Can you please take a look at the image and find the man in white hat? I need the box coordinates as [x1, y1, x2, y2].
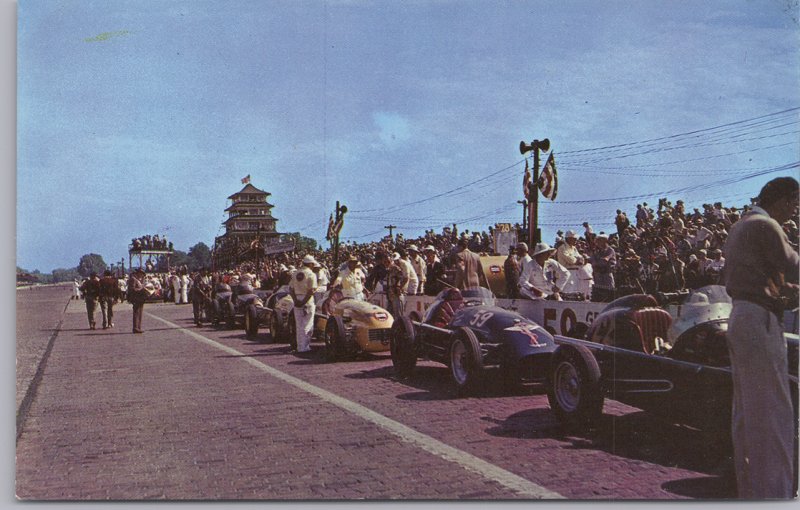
[518, 242, 569, 300]
[556, 230, 583, 269]
[333, 255, 366, 300]
[515, 242, 533, 296]
[289, 255, 318, 353]
[398, 248, 419, 296]
[407, 244, 426, 295]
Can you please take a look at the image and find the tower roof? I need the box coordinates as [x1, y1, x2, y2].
[227, 183, 270, 199]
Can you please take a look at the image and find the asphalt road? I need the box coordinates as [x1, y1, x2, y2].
[15, 285, 736, 500]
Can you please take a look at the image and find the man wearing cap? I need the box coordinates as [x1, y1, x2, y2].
[723, 176, 799, 498]
[556, 230, 583, 269]
[98, 269, 119, 329]
[311, 260, 329, 303]
[333, 255, 366, 300]
[518, 242, 569, 300]
[382, 252, 408, 318]
[407, 245, 427, 295]
[127, 268, 148, 334]
[515, 242, 533, 295]
[398, 249, 420, 296]
[423, 245, 446, 297]
[290, 255, 318, 353]
[79, 272, 101, 330]
[588, 234, 616, 302]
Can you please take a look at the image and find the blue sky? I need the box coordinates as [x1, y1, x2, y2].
[17, 0, 800, 272]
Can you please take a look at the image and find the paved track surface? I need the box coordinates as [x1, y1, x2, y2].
[16, 286, 736, 500]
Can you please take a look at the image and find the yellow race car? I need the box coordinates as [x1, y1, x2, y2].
[313, 289, 394, 361]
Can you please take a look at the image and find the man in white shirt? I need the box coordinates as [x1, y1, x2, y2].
[333, 255, 366, 300]
[407, 245, 427, 295]
[519, 242, 570, 300]
[289, 255, 318, 353]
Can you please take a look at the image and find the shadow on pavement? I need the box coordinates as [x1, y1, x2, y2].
[484, 407, 737, 499]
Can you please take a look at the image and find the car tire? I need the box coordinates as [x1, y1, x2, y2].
[390, 316, 417, 377]
[269, 312, 283, 343]
[449, 327, 483, 395]
[226, 301, 236, 329]
[212, 300, 221, 326]
[245, 304, 259, 340]
[287, 311, 297, 351]
[547, 345, 604, 428]
[325, 316, 347, 362]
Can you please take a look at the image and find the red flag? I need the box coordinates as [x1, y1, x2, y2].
[241, 174, 251, 184]
[537, 152, 558, 200]
[522, 159, 531, 200]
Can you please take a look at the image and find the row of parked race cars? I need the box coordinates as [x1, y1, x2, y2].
[192, 281, 799, 438]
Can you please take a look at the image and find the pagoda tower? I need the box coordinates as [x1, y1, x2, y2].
[213, 183, 283, 269]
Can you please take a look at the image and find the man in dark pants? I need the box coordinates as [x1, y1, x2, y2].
[127, 268, 148, 334]
[724, 176, 799, 498]
[79, 272, 101, 330]
[98, 270, 118, 329]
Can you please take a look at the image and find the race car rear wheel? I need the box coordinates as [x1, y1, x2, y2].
[390, 316, 417, 377]
[269, 312, 284, 343]
[547, 345, 603, 428]
[325, 316, 348, 362]
[226, 301, 236, 329]
[449, 327, 483, 395]
[245, 304, 259, 340]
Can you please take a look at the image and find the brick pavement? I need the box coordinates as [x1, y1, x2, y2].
[16, 284, 72, 412]
[16, 295, 737, 500]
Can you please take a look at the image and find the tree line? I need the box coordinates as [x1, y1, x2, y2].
[17, 242, 213, 284]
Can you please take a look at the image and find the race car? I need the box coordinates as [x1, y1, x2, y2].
[313, 289, 394, 361]
[547, 285, 799, 433]
[263, 286, 296, 346]
[205, 281, 270, 337]
[390, 286, 557, 394]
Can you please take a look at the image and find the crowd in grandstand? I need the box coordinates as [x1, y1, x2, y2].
[80, 196, 798, 306]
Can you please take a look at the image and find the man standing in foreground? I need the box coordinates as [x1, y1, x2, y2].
[723, 176, 799, 499]
[79, 272, 101, 330]
[98, 269, 118, 329]
[127, 268, 148, 334]
[289, 255, 318, 354]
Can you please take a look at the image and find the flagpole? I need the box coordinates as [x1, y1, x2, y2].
[520, 138, 549, 246]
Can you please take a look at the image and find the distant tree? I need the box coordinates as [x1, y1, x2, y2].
[157, 250, 190, 272]
[281, 232, 317, 253]
[51, 267, 81, 283]
[187, 242, 212, 270]
[77, 254, 107, 277]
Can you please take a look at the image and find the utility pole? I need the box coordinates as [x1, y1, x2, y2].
[384, 224, 397, 240]
[519, 138, 550, 246]
[516, 199, 527, 232]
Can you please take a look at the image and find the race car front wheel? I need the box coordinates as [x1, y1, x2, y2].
[449, 327, 483, 395]
[245, 304, 259, 340]
[325, 316, 347, 362]
[547, 345, 603, 428]
[390, 316, 417, 377]
[269, 312, 284, 343]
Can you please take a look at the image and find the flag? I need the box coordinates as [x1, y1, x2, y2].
[333, 216, 344, 237]
[522, 158, 531, 200]
[241, 174, 251, 184]
[537, 152, 558, 201]
[325, 214, 335, 241]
